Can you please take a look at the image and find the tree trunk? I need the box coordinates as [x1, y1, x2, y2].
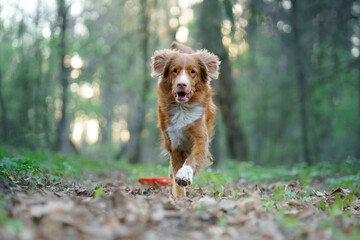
[311, 4, 326, 162]
[0, 70, 10, 142]
[33, 0, 44, 136]
[126, 0, 151, 163]
[356, 67, 360, 159]
[290, 0, 311, 164]
[246, 0, 262, 83]
[101, 83, 113, 143]
[18, 20, 31, 141]
[54, 0, 71, 152]
[198, 0, 248, 161]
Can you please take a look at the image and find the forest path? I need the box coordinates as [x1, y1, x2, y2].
[1, 174, 359, 240]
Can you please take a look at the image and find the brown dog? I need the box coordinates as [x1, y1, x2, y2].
[151, 42, 220, 198]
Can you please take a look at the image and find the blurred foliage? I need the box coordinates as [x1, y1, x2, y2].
[0, 0, 359, 165]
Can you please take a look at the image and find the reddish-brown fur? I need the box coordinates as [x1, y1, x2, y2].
[151, 42, 220, 198]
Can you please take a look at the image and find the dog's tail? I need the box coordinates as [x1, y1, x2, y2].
[171, 41, 193, 54]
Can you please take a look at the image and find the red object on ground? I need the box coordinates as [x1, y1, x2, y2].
[139, 177, 173, 186]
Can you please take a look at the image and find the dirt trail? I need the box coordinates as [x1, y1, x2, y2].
[1, 174, 359, 240]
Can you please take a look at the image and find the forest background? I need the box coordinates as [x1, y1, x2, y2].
[1, 0, 360, 166]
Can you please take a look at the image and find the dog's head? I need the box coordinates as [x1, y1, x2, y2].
[151, 43, 220, 103]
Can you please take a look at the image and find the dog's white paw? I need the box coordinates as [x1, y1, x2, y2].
[175, 165, 193, 187]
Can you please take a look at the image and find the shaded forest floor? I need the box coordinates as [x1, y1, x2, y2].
[1, 150, 360, 240]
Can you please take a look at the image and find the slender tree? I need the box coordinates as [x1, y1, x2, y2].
[17, 19, 32, 141]
[33, 0, 44, 137]
[0, 70, 9, 141]
[126, 0, 152, 163]
[357, 60, 360, 159]
[54, 0, 72, 152]
[289, 0, 311, 164]
[198, 0, 248, 161]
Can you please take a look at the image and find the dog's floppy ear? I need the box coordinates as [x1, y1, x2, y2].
[196, 50, 221, 80]
[151, 49, 174, 78]
[171, 41, 193, 54]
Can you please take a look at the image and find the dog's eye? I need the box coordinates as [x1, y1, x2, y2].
[173, 68, 177, 73]
[191, 70, 196, 74]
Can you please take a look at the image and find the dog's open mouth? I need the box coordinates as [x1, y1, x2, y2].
[175, 91, 192, 103]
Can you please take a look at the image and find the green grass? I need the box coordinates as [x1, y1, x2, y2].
[0, 148, 359, 193]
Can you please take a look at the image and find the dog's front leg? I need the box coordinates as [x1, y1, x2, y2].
[175, 127, 208, 187]
[170, 150, 187, 198]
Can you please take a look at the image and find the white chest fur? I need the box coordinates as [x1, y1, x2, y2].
[166, 103, 204, 149]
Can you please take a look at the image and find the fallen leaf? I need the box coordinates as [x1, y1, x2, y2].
[284, 208, 300, 216]
[350, 199, 360, 216]
[313, 190, 326, 197]
[298, 207, 316, 219]
[196, 196, 217, 207]
[329, 187, 352, 197]
[29, 201, 75, 218]
[219, 199, 236, 211]
[236, 192, 263, 214]
[286, 180, 301, 189]
[288, 199, 302, 207]
[255, 184, 265, 197]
